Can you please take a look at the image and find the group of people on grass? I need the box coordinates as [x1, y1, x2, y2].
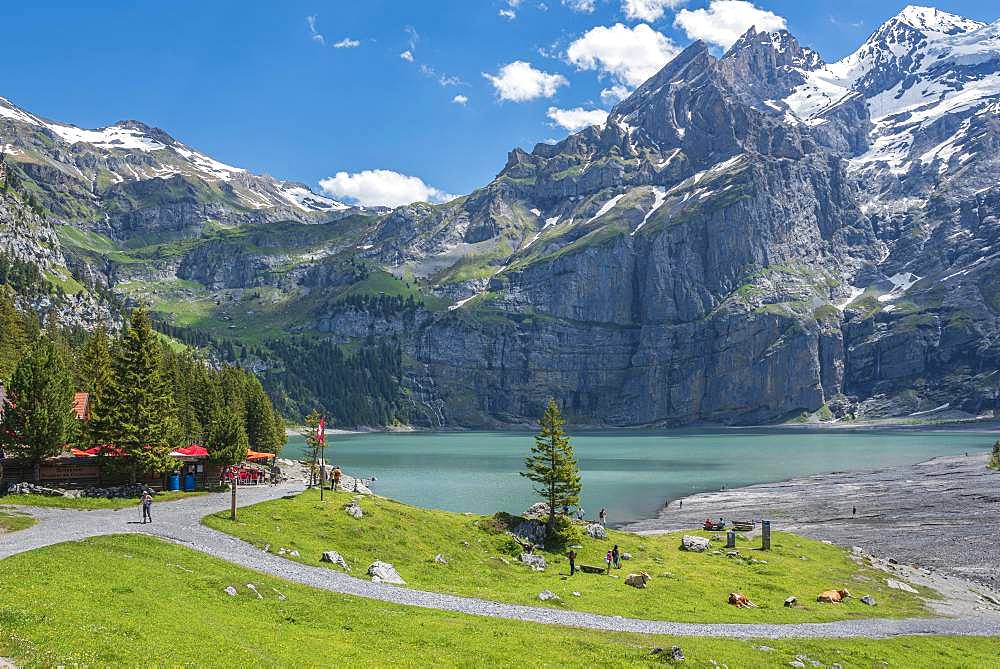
[565, 543, 622, 576]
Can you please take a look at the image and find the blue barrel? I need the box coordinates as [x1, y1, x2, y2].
[183, 473, 196, 491]
[168, 474, 181, 491]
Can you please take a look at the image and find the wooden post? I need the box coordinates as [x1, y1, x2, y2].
[726, 530, 736, 548]
[761, 520, 771, 551]
[230, 477, 237, 521]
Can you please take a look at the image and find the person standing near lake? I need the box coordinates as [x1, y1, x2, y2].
[576, 506, 585, 521]
[332, 466, 342, 491]
[605, 549, 613, 574]
[599, 507, 607, 527]
[612, 544, 620, 569]
[567, 549, 577, 576]
[141, 491, 152, 524]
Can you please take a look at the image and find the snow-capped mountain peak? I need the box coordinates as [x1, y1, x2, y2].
[891, 5, 985, 35]
[0, 95, 345, 214]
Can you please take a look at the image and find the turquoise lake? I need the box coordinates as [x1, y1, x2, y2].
[280, 428, 996, 526]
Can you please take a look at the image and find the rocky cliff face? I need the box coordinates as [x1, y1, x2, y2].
[3, 5, 999, 428]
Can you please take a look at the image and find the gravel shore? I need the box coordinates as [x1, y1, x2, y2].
[626, 453, 1000, 593]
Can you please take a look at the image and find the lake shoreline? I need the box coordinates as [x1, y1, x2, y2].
[624, 452, 1000, 591]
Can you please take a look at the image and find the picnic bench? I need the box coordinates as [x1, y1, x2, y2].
[732, 520, 755, 532]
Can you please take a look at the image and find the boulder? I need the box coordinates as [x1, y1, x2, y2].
[520, 553, 546, 571]
[368, 561, 405, 585]
[621, 552, 632, 560]
[681, 535, 710, 552]
[320, 551, 351, 571]
[434, 554, 448, 565]
[224, 586, 238, 597]
[538, 590, 560, 602]
[344, 501, 363, 519]
[524, 502, 550, 518]
[579, 564, 605, 574]
[585, 523, 607, 539]
[671, 646, 685, 662]
[510, 519, 546, 546]
[784, 596, 797, 607]
[885, 578, 918, 593]
[860, 595, 876, 606]
[625, 572, 651, 589]
[4, 481, 67, 497]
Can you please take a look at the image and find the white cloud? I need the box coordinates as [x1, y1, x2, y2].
[562, 0, 596, 12]
[318, 170, 456, 208]
[306, 15, 324, 45]
[622, 0, 686, 22]
[453, 94, 469, 105]
[400, 50, 414, 62]
[600, 84, 630, 103]
[420, 64, 463, 87]
[405, 25, 419, 51]
[332, 37, 361, 49]
[674, 0, 786, 49]
[546, 106, 609, 132]
[499, 9, 517, 19]
[483, 61, 568, 102]
[566, 23, 679, 87]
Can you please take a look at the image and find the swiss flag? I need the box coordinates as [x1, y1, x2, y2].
[317, 416, 326, 445]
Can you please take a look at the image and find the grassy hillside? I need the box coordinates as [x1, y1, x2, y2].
[0, 535, 995, 668]
[204, 489, 933, 624]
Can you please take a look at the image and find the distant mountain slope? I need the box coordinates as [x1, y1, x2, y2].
[0, 96, 348, 241]
[3, 4, 999, 428]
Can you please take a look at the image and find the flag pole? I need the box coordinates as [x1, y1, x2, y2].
[319, 416, 326, 502]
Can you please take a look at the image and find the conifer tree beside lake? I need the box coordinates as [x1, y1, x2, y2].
[102, 306, 178, 483]
[0, 336, 75, 482]
[521, 399, 581, 535]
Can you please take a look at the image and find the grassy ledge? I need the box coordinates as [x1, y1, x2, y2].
[0, 489, 206, 510]
[204, 489, 933, 624]
[0, 535, 997, 668]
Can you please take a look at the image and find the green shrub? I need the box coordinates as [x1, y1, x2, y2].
[545, 514, 583, 550]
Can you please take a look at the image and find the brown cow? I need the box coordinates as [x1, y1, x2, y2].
[817, 589, 852, 603]
[728, 592, 758, 608]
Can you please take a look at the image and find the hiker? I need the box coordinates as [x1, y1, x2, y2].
[332, 466, 342, 491]
[141, 490, 153, 524]
[568, 549, 577, 576]
[599, 507, 607, 527]
[605, 549, 613, 574]
[852, 506, 857, 516]
[577, 506, 586, 521]
[679, 499, 683, 509]
[612, 544, 621, 569]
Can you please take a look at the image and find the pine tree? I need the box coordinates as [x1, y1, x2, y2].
[78, 326, 114, 449]
[103, 307, 177, 482]
[0, 287, 27, 383]
[207, 406, 250, 467]
[521, 399, 581, 535]
[0, 336, 74, 482]
[245, 376, 283, 453]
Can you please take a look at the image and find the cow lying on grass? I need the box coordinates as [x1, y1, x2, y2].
[817, 589, 851, 603]
[728, 592, 757, 608]
[625, 572, 651, 589]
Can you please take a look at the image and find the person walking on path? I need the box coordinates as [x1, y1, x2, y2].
[599, 507, 607, 527]
[568, 549, 577, 576]
[612, 544, 621, 569]
[333, 466, 342, 491]
[141, 491, 153, 524]
[605, 549, 613, 574]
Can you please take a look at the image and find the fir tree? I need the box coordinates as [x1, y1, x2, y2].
[207, 406, 250, 466]
[0, 287, 27, 383]
[103, 307, 177, 482]
[0, 336, 74, 482]
[78, 326, 114, 449]
[521, 399, 581, 535]
[245, 377, 283, 453]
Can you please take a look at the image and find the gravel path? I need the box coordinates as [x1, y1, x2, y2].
[2, 483, 1000, 639]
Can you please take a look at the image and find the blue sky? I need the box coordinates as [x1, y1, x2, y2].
[0, 1, 996, 205]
